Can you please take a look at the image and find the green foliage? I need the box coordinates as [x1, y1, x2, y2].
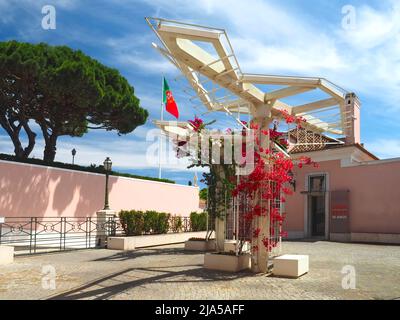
[199, 188, 208, 201]
[119, 210, 144, 236]
[143, 210, 158, 234]
[190, 211, 207, 231]
[0, 153, 175, 184]
[202, 165, 235, 220]
[170, 215, 183, 233]
[0, 41, 148, 161]
[153, 212, 171, 234]
[119, 210, 173, 236]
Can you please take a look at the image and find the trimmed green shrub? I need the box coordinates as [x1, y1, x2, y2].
[170, 215, 183, 233]
[143, 210, 158, 234]
[154, 212, 170, 234]
[119, 210, 144, 236]
[190, 211, 207, 231]
[119, 210, 172, 236]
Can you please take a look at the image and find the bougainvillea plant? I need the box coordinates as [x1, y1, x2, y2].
[174, 110, 318, 253]
[231, 116, 318, 253]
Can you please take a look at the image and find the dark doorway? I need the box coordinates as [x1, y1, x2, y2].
[310, 195, 325, 236]
[308, 175, 326, 237]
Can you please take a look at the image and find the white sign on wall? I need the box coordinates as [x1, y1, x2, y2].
[0, 217, 5, 223]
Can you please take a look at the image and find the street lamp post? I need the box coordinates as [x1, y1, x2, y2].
[71, 148, 76, 165]
[103, 157, 112, 210]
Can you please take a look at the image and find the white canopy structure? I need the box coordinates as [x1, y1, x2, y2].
[146, 17, 354, 140]
[146, 17, 359, 273]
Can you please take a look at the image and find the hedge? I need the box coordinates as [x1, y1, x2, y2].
[190, 211, 207, 231]
[0, 153, 175, 184]
[119, 210, 173, 236]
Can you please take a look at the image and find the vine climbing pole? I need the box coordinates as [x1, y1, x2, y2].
[214, 164, 226, 252]
[251, 104, 273, 273]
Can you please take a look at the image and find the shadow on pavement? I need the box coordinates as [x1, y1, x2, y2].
[48, 265, 252, 300]
[92, 246, 193, 262]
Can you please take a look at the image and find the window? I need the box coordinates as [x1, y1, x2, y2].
[309, 175, 326, 192]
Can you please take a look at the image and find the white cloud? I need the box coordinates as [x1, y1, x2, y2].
[20, 128, 192, 171]
[53, 137, 192, 170]
[365, 139, 400, 159]
[338, 3, 400, 50]
[116, 54, 176, 74]
[140, 0, 400, 110]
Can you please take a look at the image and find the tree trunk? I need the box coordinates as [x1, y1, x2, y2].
[43, 134, 58, 162]
[212, 164, 227, 252]
[11, 131, 25, 158]
[21, 121, 36, 158]
[251, 104, 272, 273]
[0, 114, 35, 159]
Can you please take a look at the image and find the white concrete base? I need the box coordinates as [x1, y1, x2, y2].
[224, 240, 251, 253]
[204, 253, 251, 272]
[0, 245, 14, 265]
[107, 231, 208, 250]
[185, 239, 216, 251]
[273, 254, 309, 278]
[96, 209, 117, 247]
[108, 237, 135, 250]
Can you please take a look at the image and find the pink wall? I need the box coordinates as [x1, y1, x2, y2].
[0, 160, 200, 218]
[284, 159, 400, 234]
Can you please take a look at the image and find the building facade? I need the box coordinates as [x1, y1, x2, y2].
[284, 94, 400, 244]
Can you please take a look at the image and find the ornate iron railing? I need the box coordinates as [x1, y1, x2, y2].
[0, 215, 207, 255]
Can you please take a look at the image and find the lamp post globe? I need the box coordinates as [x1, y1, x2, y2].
[103, 157, 112, 171]
[71, 148, 76, 165]
[103, 157, 112, 210]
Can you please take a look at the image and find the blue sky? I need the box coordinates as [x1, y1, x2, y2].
[0, 0, 399, 185]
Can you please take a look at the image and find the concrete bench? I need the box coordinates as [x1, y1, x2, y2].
[273, 254, 309, 278]
[185, 239, 216, 251]
[0, 245, 14, 265]
[204, 252, 251, 272]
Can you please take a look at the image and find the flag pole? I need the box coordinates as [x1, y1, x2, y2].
[158, 75, 164, 179]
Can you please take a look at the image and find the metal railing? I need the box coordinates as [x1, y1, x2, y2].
[0, 215, 207, 255]
[0, 217, 121, 255]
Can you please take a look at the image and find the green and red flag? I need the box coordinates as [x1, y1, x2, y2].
[162, 77, 179, 119]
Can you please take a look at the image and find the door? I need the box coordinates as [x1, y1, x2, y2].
[310, 195, 325, 236]
[308, 175, 326, 237]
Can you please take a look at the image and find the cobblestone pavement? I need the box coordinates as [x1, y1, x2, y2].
[0, 241, 399, 300]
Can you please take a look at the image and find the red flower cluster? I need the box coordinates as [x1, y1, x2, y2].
[188, 116, 204, 132]
[279, 109, 307, 128]
[178, 115, 317, 253]
[232, 117, 317, 253]
[269, 128, 283, 140]
[297, 156, 319, 168]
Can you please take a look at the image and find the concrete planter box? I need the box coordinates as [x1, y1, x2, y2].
[224, 240, 251, 253]
[0, 245, 14, 265]
[184, 239, 216, 251]
[107, 231, 208, 251]
[108, 237, 136, 251]
[204, 252, 251, 272]
[272, 254, 309, 278]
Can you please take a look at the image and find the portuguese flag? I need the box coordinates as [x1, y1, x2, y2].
[163, 77, 179, 119]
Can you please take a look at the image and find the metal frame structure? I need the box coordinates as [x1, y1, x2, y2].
[146, 17, 354, 272]
[146, 17, 351, 138]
